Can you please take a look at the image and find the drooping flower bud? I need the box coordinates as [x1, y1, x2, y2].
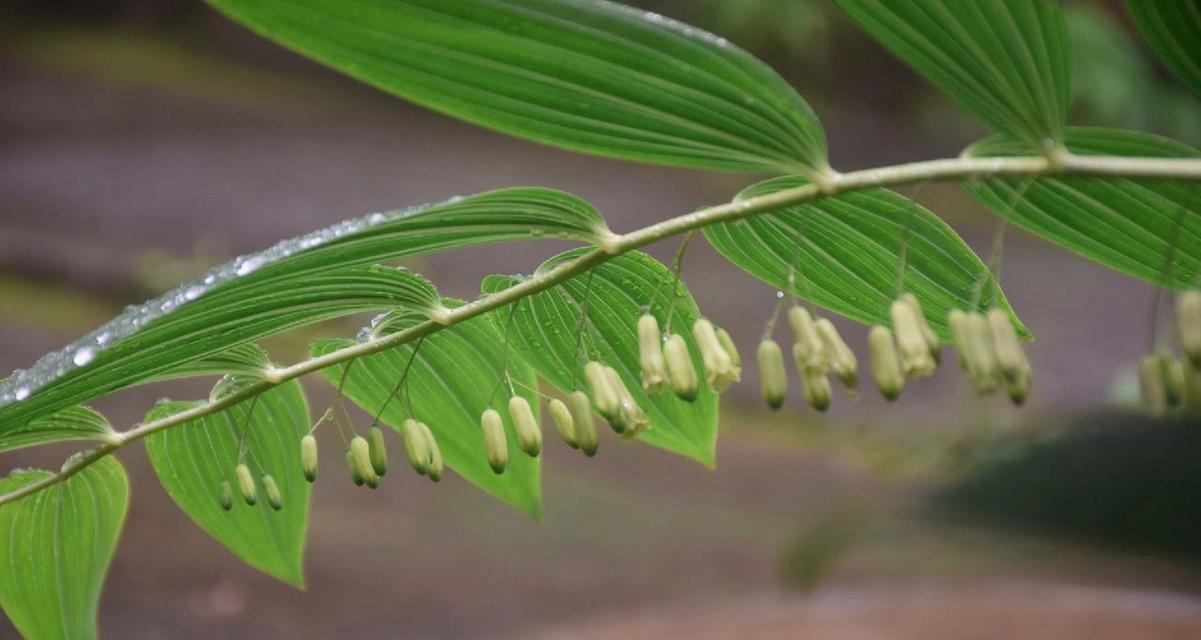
[900, 293, 941, 363]
[401, 418, 431, 475]
[509, 396, 543, 457]
[349, 435, 378, 489]
[584, 361, 621, 422]
[367, 426, 389, 477]
[868, 325, 904, 401]
[418, 422, 443, 482]
[262, 474, 283, 511]
[802, 368, 831, 412]
[948, 309, 972, 371]
[716, 327, 743, 381]
[568, 390, 599, 456]
[300, 434, 318, 483]
[1163, 356, 1185, 408]
[548, 398, 579, 449]
[815, 318, 858, 391]
[638, 314, 668, 392]
[1005, 363, 1032, 406]
[604, 366, 649, 437]
[1139, 354, 1168, 418]
[346, 448, 364, 486]
[757, 338, 788, 410]
[663, 334, 699, 401]
[235, 463, 257, 506]
[1178, 290, 1201, 367]
[963, 312, 1000, 393]
[788, 306, 827, 371]
[890, 298, 935, 378]
[219, 480, 234, 511]
[986, 308, 1029, 383]
[1184, 359, 1201, 412]
[480, 408, 508, 474]
[692, 319, 736, 391]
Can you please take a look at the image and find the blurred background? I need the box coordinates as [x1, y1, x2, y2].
[2, 0, 1201, 637]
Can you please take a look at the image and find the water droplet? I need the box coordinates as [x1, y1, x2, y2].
[72, 348, 96, 367]
[184, 286, 205, 301]
[236, 256, 266, 276]
[14, 387, 29, 401]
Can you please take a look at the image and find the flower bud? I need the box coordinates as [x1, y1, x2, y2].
[1163, 356, 1185, 408]
[663, 334, 699, 401]
[568, 390, 599, 456]
[219, 480, 234, 511]
[346, 448, 364, 486]
[788, 306, 826, 371]
[584, 361, 621, 422]
[401, 418, 431, 475]
[262, 474, 283, 511]
[638, 314, 668, 392]
[300, 434, 318, 483]
[815, 318, 858, 391]
[1184, 359, 1201, 412]
[986, 308, 1028, 383]
[1178, 290, 1201, 367]
[900, 293, 941, 363]
[548, 398, 579, 449]
[235, 463, 257, 506]
[1140, 354, 1168, 418]
[890, 298, 935, 378]
[509, 396, 542, 456]
[480, 408, 508, 474]
[757, 339, 788, 410]
[350, 435, 379, 489]
[418, 422, 443, 482]
[948, 309, 972, 371]
[963, 312, 1000, 393]
[802, 368, 831, 412]
[368, 425, 389, 477]
[605, 366, 649, 436]
[1005, 363, 1032, 406]
[716, 327, 743, 380]
[692, 319, 736, 391]
[868, 325, 904, 401]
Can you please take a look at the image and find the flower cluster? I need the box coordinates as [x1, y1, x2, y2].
[1140, 290, 1201, 417]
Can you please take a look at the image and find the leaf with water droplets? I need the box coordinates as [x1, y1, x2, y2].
[0, 188, 610, 450]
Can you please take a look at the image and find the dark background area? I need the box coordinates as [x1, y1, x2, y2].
[2, 1, 1200, 637]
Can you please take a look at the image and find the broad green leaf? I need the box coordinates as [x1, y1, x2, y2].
[311, 303, 542, 517]
[0, 187, 610, 449]
[1128, 1, 1201, 99]
[159, 343, 272, 381]
[0, 457, 129, 640]
[704, 176, 1027, 339]
[835, 0, 1072, 148]
[482, 249, 719, 466]
[0, 405, 119, 452]
[144, 379, 311, 587]
[208, 0, 828, 174]
[963, 127, 1201, 289]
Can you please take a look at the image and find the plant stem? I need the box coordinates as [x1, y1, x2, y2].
[3, 151, 1201, 507]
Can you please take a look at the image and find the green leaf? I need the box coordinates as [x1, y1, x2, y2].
[0, 405, 119, 452]
[0, 457, 129, 640]
[482, 249, 719, 466]
[310, 303, 542, 517]
[0, 187, 610, 449]
[835, 0, 1072, 148]
[1128, 1, 1201, 99]
[144, 379, 311, 587]
[963, 127, 1201, 289]
[704, 176, 1027, 339]
[207, 0, 828, 174]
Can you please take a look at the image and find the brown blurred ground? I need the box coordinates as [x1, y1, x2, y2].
[2, 4, 1201, 638]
